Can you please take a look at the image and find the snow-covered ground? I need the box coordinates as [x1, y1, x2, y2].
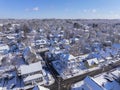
[43, 69, 55, 86]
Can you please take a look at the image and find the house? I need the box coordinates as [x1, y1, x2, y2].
[0, 44, 9, 54]
[84, 76, 103, 90]
[17, 42, 25, 52]
[35, 39, 47, 49]
[23, 47, 40, 64]
[52, 53, 87, 79]
[86, 58, 98, 68]
[17, 61, 45, 89]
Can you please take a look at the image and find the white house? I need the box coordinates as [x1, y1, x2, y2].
[86, 58, 99, 67]
[18, 61, 46, 89]
[35, 39, 47, 48]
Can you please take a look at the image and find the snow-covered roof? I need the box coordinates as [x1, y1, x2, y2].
[24, 74, 43, 82]
[35, 39, 47, 45]
[87, 58, 98, 66]
[72, 69, 120, 90]
[33, 85, 49, 90]
[85, 75, 117, 90]
[78, 54, 89, 59]
[0, 44, 9, 54]
[64, 39, 70, 44]
[98, 59, 105, 63]
[111, 68, 120, 78]
[58, 34, 64, 37]
[112, 43, 120, 49]
[6, 36, 15, 40]
[0, 87, 7, 90]
[84, 76, 103, 90]
[18, 61, 42, 75]
[23, 47, 36, 58]
[39, 29, 44, 32]
[0, 24, 3, 27]
[92, 73, 120, 90]
[0, 44, 9, 51]
[12, 24, 20, 27]
[54, 50, 63, 54]
[23, 47, 31, 55]
[60, 54, 75, 61]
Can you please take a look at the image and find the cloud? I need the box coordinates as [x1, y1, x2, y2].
[83, 9, 97, 13]
[25, 7, 40, 12]
[32, 7, 39, 11]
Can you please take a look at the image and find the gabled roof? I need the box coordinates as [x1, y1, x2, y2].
[87, 58, 98, 66]
[84, 76, 103, 90]
[18, 61, 42, 75]
[60, 54, 75, 61]
[23, 47, 31, 56]
[35, 39, 47, 45]
[111, 68, 120, 79]
[0, 44, 9, 51]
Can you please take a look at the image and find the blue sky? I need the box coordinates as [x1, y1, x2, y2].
[0, 0, 120, 19]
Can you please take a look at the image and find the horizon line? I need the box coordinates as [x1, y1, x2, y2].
[0, 18, 120, 20]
